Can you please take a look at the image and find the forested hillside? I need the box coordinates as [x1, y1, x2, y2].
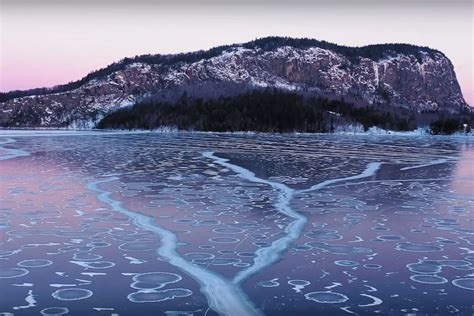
[97, 89, 420, 132]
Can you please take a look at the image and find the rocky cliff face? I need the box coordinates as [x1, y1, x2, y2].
[0, 37, 470, 127]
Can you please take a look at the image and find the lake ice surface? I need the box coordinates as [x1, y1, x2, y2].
[0, 131, 473, 315]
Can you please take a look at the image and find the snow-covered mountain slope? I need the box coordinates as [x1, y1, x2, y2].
[0, 37, 470, 127]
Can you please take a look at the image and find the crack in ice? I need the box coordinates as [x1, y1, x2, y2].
[0, 138, 30, 160]
[86, 151, 447, 315]
[87, 177, 262, 316]
[400, 158, 450, 170]
[202, 151, 381, 285]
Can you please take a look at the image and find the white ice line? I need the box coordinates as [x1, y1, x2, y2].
[400, 158, 449, 170]
[87, 177, 262, 316]
[82, 149, 450, 315]
[13, 290, 37, 310]
[202, 151, 381, 285]
[0, 138, 30, 160]
[299, 162, 382, 194]
[202, 151, 304, 284]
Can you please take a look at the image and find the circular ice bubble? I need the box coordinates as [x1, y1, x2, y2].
[460, 236, 474, 246]
[119, 241, 158, 251]
[363, 264, 382, 269]
[371, 227, 389, 231]
[57, 229, 106, 238]
[184, 252, 215, 260]
[174, 219, 196, 224]
[132, 272, 182, 290]
[198, 245, 215, 250]
[58, 245, 91, 253]
[18, 259, 53, 268]
[305, 291, 349, 304]
[250, 234, 268, 240]
[195, 220, 220, 226]
[376, 235, 404, 242]
[452, 278, 474, 290]
[407, 262, 442, 274]
[227, 221, 258, 229]
[218, 250, 236, 255]
[110, 229, 137, 236]
[253, 242, 270, 248]
[410, 274, 448, 284]
[396, 242, 442, 252]
[334, 260, 359, 267]
[436, 239, 458, 244]
[0, 250, 17, 257]
[209, 237, 240, 244]
[436, 260, 471, 268]
[70, 261, 115, 269]
[128, 288, 193, 303]
[288, 279, 311, 292]
[237, 252, 254, 258]
[112, 235, 140, 242]
[86, 242, 111, 248]
[435, 226, 456, 231]
[72, 253, 103, 261]
[40, 307, 69, 315]
[7, 228, 59, 237]
[52, 288, 93, 301]
[0, 267, 29, 278]
[293, 242, 313, 251]
[289, 280, 311, 286]
[210, 258, 241, 266]
[436, 220, 458, 226]
[308, 242, 373, 255]
[91, 235, 107, 241]
[213, 227, 245, 234]
[311, 222, 327, 229]
[257, 279, 279, 288]
[305, 229, 342, 241]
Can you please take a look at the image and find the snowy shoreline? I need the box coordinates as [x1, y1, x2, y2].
[0, 126, 472, 138]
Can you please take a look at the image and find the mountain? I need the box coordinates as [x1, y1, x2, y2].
[0, 36, 470, 128]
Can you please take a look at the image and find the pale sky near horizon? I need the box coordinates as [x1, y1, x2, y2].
[0, 0, 473, 105]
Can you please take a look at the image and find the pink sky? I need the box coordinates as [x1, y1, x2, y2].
[1, 1, 472, 106]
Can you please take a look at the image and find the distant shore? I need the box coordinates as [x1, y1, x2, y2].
[0, 127, 472, 138]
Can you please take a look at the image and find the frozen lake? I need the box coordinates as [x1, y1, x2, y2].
[0, 131, 473, 315]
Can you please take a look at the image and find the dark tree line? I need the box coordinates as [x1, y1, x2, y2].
[97, 89, 417, 132]
[429, 118, 472, 135]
